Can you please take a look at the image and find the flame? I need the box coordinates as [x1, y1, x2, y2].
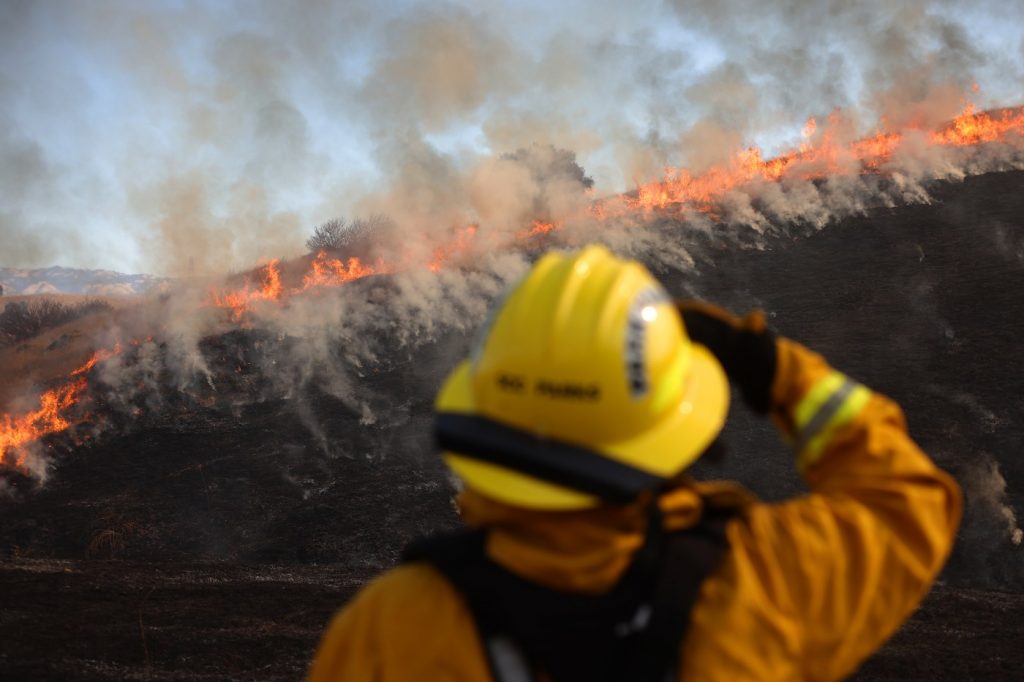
[625, 103, 1024, 214]
[930, 104, 1024, 146]
[429, 225, 479, 273]
[301, 251, 387, 290]
[1, 346, 122, 472]
[207, 101, 1024, 322]
[801, 117, 817, 138]
[7, 97, 1024, 479]
[518, 219, 560, 239]
[209, 259, 283, 322]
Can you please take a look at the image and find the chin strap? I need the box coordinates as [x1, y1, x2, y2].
[434, 413, 666, 504]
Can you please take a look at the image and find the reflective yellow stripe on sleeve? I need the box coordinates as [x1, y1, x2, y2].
[792, 370, 871, 473]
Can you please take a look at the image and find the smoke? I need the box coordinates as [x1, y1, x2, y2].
[42, 245, 530, 468]
[966, 456, 1024, 547]
[665, 0, 1008, 130]
[361, 8, 522, 133]
[950, 453, 1024, 588]
[0, 86, 90, 269]
[2, 1, 1023, 274]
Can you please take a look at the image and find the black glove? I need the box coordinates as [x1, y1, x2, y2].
[675, 300, 777, 413]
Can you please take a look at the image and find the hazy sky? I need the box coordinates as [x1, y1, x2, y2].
[1, 0, 1021, 274]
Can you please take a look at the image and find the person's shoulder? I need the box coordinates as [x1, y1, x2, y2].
[350, 562, 467, 620]
[368, 561, 460, 591]
[311, 563, 480, 679]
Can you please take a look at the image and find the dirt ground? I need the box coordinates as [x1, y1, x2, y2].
[1, 560, 1021, 681]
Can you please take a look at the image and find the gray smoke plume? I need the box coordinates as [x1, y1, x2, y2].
[2, 1, 1023, 274]
[965, 456, 1024, 547]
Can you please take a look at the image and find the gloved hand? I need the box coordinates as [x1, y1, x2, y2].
[675, 300, 777, 413]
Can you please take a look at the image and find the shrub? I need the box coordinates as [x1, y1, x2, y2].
[0, 298, 114, 345]
[305, 214, 393, 253]
[306, 218, 347, 252]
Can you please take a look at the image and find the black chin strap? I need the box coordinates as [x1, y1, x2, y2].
[434, 413, 667, 504]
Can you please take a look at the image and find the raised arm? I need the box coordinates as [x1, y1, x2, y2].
[679, 303, 962, 680]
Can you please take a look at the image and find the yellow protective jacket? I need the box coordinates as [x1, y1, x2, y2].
[309, 340, 962, 681]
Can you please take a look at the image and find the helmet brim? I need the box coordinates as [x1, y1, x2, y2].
[436, 343, 730, 510]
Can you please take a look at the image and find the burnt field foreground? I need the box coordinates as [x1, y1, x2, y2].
[3, 170, 1024, 680]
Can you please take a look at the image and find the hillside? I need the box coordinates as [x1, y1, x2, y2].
[1, 170, 1023, 679]
[0, 266, 166, 297]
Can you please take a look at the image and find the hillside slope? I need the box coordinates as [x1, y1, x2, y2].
[0, 266, 165, 296]
[2, 170, 1023, 679]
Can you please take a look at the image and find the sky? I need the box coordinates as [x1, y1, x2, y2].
[0, 0, 1022, 275]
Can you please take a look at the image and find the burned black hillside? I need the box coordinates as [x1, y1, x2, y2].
[2, 170, 1024, 680]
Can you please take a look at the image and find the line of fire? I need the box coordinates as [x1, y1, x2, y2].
[2, 101, 1023, 476]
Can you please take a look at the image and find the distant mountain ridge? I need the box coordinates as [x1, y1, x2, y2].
[0, 266, 166, 296]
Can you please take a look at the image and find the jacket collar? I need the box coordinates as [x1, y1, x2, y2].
[457, 479, 757, 593]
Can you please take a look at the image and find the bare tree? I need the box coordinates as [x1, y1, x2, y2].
[306, 214, 394, 254]
[306, 218, 347, 252]
[347, 213, 392, 242]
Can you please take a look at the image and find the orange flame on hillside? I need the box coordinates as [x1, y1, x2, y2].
[203, 102, 1024, 323]
[5, 99, 1024, 476]
[625, 103, 1024, 213]
[207, 252, 393, 321]
[518, 220, 561, 239]
[429, 225, 479, 272]
[930, 104, 1024, 146]
[1, 345, 122, 473]
[302, 251, 389, 290]
[209, 259, 283, 322]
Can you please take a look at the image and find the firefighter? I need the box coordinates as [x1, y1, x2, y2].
[309, 244, 961, 681]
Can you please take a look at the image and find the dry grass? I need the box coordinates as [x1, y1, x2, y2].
[0, 298, 114, 344]
[0, 293, 137, 307]
[0, 294, 137, 407]
[86, 529, 129, 559]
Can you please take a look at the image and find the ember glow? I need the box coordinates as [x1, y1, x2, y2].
[0, 345, 122, 473]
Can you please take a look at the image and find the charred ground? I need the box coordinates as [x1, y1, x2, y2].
[3, 171, 1024, 680]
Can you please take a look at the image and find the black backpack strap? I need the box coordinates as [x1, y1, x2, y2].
[401, 502, 736, 682]
[630, 504, 734, 681]
[402, 530, 539, 682]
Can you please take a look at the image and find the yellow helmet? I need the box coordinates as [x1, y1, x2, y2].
[434, 244, 728, 510]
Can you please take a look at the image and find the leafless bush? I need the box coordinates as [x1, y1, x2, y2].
[87, 528, 128, 559]
[306, 218, 347, 252]
[305, 214, 393, 253]
[0, 298, 114, 344]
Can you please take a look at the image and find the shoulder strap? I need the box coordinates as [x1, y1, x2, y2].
[630, 505, 734, 681]
[402, 529, 540, 681]
[402, 504, 736, 682]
